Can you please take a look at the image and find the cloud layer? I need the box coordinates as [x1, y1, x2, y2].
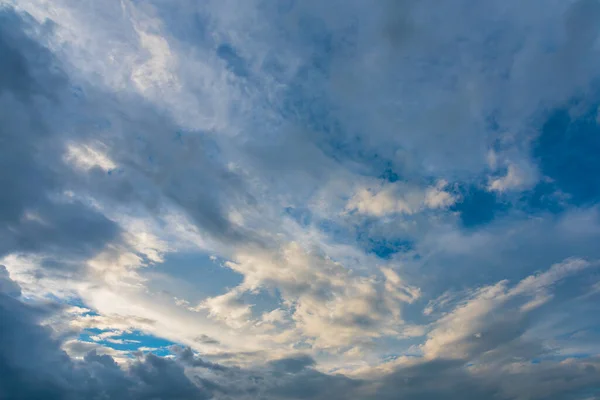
[2, 0, 600, 399]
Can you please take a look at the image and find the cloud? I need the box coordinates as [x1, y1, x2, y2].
[0, 10, 120, 264]
[195, 286, 253, 329]
[346, 180, 456, 217]
[488, 163, 537, 192]
[2, 221, 600, 399]
[422, 258, 596, 360]
[0, 265, 21, 297]
[0, 267, 213, 399]
[199, 242, 422, 349]
[2, 1, 600, 399]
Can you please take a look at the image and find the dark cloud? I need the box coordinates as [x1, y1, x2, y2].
[193, 334, 220, 345]
[0, 5, 265, 272]
[0, 265, 21, 297]
[128, 353, 210, 400]
[371, 359, 500, 400]
[268, 354, 316, 374]
[265, 368, 360, 400]
[2, 258, 600, 400]
[0, 268, 354, 400]
[172, 346, 228, 371]
[0, 9, 119, 263]
[0, 268, 210, 400]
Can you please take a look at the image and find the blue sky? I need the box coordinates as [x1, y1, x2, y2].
[2, 0, 600, 399]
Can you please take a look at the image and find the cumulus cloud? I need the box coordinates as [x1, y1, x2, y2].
[199, 242, 423, 349]
[346, 181, 456, 217]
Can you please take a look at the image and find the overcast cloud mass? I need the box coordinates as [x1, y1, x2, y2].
[2, 0, 600, 399]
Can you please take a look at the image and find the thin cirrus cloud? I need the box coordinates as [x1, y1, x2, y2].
[1, 0, 600, 399]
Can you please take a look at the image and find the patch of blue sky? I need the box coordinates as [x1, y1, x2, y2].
[534, 100, 600, 207]
[78, 328, 103, 343]
[113, 331, 175, 354]
[520, 180, 568, 215]
[80, 328, 176, 356]
[451, 183, 508, 228]
[379, 164, 401, 183]
[144, 252, 243, 302]
[361, 236, 414, 260]
[239, 288, 285, 318]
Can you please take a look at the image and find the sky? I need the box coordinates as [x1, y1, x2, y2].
[1, 0, 600, 399]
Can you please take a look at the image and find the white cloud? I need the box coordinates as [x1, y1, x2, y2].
[131, 28, 179, 93]
[195, 287, 253, 329]
[196, 242, 422, 349]
[422, 258, 596, 360]
[346, 181, 456, 217]
[488, 163, 537, 192]
[65, 142, 116, 172]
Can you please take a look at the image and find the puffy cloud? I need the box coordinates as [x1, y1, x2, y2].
[488, 162, 538, 192]
[346, 181, 456, 217]
[195, 287, 253, 329]
[199, 242, 422, 349]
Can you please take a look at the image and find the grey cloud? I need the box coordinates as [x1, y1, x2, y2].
[396, 209, 600, 307]
[193, 334, 220, 345]
[0, 265, 21, 297]
[3, 2, 271, 262]
[2, 259, 600, 400]
[368, 357, 600, 400]
[0, 269, 211, 400]
[268, 354, 316, 374]
[128, 353, 210, 400]
[0, 3, 263, 282]
[172, 346, 229, 371]
[0, 9, 119, 265]
[371, 359, 499, 400]
[265, 369, 360, 400]
[0, 268, 349, 400]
